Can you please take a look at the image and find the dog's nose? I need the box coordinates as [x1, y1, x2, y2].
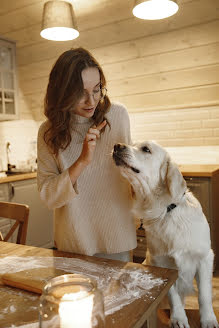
[114, 143, 127, 152]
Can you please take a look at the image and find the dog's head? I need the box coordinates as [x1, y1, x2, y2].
[113, 141, 186, 201]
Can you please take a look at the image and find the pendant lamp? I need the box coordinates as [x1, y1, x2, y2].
[133, 0, 179, 20]
[40, 1, 79, 41]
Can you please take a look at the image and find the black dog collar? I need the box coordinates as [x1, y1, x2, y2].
[167, 191, 186, 213]
[167, 203, 177, 213]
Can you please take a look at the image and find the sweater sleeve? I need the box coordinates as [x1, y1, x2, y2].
[37, 122, 78, 210]
[110, 102, 132, 145]
[122, 104, 132, 145]
[110, 103, 134, 200]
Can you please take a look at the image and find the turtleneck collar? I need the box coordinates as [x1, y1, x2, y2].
[71, 113, 94, 125]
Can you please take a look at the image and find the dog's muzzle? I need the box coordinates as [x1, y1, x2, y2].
[113, 144, 140, 173]
[113, 143, 127, 166]
[114, 143, 127, 153]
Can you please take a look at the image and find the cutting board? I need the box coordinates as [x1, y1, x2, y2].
[2, 267, 72, 294]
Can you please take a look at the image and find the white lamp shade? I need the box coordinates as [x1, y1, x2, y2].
[133, 0, 179, 20]
[40, 1, 79, 41]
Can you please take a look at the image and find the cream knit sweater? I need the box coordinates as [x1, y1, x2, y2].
[37, 102, 137, 255]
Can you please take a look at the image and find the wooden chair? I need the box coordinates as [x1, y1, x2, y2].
[0, 201, 29, 245]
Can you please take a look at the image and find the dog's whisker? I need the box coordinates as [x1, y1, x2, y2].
[105, 152, 114, 156]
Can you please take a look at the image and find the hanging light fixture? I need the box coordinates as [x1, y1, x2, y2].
[40, 0, 79, 41]
[133, 0, 179, 20]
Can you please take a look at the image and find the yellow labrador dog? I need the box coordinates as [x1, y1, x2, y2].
[113, 141, 218, 328]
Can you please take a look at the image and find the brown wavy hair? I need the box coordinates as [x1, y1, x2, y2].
[44, 47, 111, 155]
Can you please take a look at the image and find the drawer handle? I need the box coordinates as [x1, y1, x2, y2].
[9, 183, 14, 199]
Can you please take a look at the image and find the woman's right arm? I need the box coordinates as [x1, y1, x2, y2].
[37, 124, 77, 210]
[68, 120, 106, 184]
[37, 121, 106, 210]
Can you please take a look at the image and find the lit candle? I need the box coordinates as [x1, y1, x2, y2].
[59, 291, 94, 328]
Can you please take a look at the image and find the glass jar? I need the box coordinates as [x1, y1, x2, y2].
[39, 274, 105, 328]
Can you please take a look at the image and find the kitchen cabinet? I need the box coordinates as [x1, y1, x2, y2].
[0, 182, 9, 201]
[0, 176, 54, 248]
[0, 182, 13, 242]
[0, 38, 18, 120]
[133, 221, 147, 263]
[184, 174, 219, 270]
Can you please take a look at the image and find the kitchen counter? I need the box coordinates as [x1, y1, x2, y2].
[1, 164, 218, 184]
[179, 164, 219, 177]
[0, 172, 37, 184]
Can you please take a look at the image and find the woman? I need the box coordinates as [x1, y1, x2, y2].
[37, 47, 137, 262]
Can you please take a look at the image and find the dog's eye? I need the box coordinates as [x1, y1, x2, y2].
[141, 146, 151, 153]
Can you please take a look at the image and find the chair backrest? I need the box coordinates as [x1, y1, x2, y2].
[0, 201, 29, 245]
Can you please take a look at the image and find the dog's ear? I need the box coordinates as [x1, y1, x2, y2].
[160, 157, 168, 182]
[166, 160, 186, 199]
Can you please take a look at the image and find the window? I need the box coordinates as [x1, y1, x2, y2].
[0, 38, 18, 120]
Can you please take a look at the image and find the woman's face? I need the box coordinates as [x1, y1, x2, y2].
[74, 67, 101, 118]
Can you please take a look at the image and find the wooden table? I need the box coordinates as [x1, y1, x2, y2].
[0, 242, 177, 328]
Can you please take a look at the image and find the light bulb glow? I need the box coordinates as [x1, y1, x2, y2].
[133, 0, 178, 20]
[40, 27, 79, 41]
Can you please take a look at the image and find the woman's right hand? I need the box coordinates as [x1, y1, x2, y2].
[79, 120, 107, 165]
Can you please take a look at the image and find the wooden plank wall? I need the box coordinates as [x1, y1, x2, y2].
[0, 0, 218, 146]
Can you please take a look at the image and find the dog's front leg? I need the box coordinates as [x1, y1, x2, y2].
[196, 250, 218, 328]
[168, 284, 190, 328]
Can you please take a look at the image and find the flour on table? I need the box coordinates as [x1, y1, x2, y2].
[0, 255, 166, 327]
[6, 323, 38, 328]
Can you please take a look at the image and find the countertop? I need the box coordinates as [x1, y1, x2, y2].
[178, 164, 219, 177]
[0, 164, 218, 184]
[0, 172, 37, 184]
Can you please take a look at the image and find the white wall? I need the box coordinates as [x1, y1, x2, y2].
[0, 120, 40, 171]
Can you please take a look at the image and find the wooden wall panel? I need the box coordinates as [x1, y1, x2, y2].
[104, 43, 219, 81]
[18, 20, 219, 81]
[20, 61, 219, 97]
[113, 84, 219, 112]
[19, 43, 219, 97]
[24, 84, 219, 119]
[108, 65, 219, 97]
[1, 0, 218, 146]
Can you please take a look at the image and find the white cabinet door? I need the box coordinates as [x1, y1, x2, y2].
[10, 179, 54, 248]
[0, 183, 9, 201]
[184, 177, 211, 220]
[0, 183, 13, 242]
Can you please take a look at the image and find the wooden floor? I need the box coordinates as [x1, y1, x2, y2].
[157, 270, 219, 327]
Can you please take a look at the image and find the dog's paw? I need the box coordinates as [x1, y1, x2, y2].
[201, 316, 219, 328]
[170, 316, 190, 328]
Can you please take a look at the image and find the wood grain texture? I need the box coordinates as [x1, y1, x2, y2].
[1, 0, 219, 146]
[0, 172, 36, 184]
[0, 241, 178, 328]
[18, 20, 219, 80]
[2, 267, 72, 294]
